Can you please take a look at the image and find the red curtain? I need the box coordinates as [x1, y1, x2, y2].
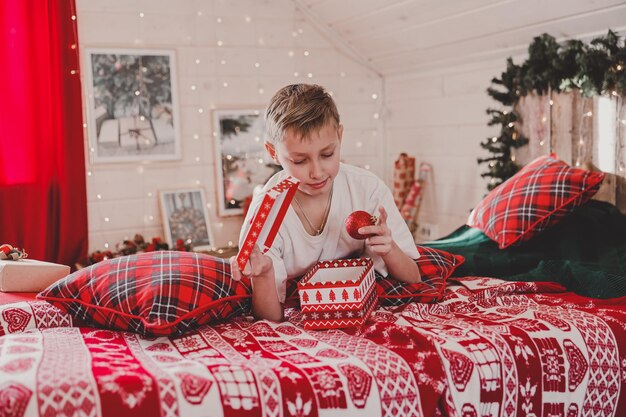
[0, 0, 88, 266]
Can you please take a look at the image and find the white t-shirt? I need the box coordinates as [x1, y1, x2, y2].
[239, 163, 419, 302]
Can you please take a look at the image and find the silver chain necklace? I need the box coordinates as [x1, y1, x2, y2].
[293, 184, 334, 235]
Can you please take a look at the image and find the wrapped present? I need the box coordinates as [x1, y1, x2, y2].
[0, 259, 70, 292]
[400, 180, 422, 222]
[392, 153, 416, 209]
[297, 258, 377, 330]
[236, 176, 300, 270]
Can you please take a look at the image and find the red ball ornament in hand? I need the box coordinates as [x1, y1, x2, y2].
[345, 210, 378, 240]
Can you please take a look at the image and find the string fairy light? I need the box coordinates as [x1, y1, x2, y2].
[576, 103, 594, 167]
[80, 2, 385, 254]
[615, 95, 625, 173]
[536, 92, 551, 149]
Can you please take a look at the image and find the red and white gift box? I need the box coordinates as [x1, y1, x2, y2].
[297, 258, 378, 330]
[0, 259, 70, 292]
[237, 176, 300, 270]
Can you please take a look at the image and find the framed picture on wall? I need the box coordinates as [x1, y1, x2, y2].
[212, 109, 281, 216]
[159, 188, 214, 251]
[84, 48, 181, 163]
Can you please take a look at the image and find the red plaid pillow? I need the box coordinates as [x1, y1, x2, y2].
[38, 251, 251, 336]
[284, 247, 463, 308]
[467, 155, 605, 249]
[376, 246, 464, 306]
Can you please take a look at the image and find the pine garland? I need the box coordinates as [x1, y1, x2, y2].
[480, 30, 626, 190]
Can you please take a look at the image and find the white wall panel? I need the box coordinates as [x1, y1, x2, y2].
[77, 0, 382, 252]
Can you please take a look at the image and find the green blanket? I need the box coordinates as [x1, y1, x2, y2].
[423, 200, 626, 299]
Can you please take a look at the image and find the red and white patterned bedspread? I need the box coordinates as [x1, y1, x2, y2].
[0, 277, 624, 417]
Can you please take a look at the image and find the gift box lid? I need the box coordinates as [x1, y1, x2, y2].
[236, 176, 300, 270]
[297, 258, 375, 306]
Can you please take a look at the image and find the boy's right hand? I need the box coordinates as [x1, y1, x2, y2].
[229, 246, 273, 281]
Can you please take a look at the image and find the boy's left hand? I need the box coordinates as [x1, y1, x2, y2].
[360, 206, 394, 256]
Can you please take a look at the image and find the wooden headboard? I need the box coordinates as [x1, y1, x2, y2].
[514, 91, 626, 214]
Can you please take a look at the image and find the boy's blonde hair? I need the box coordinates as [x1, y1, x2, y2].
[265, 84, 340, 143]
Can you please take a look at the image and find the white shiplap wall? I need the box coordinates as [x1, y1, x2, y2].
[296, 0, 626, 240]
[77, 0, 383, 252]
[384, 61, 504, 239]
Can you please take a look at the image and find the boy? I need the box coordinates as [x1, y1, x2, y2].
[230, 84, 421, 321]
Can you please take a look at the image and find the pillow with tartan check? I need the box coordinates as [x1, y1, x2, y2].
[376, 246, 464, 306]
[467, 155, 605, 249]
[283, 246, 464, 307]
[38, 251, 251, 337]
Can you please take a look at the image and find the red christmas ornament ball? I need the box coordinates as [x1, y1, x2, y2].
[345, 210, 377, 240]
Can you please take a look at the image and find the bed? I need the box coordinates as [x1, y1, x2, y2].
[1, 156, 625, 417]
[1, 275, 624, 417]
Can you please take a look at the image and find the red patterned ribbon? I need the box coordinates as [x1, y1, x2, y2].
[0, 244, 28, 261]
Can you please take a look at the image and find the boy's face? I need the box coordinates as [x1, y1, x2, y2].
[265, 123, 342, 196]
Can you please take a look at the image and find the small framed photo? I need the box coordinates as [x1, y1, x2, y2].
[85, 48, 181, 163]
[159, 188, 214, 251]
[213, 109, 281, 216]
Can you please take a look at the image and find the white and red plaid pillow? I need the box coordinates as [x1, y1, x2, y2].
[38, 251, 251, 336]
[467, 155, 605, 249]
[376, 246, 464, 306]
[283, 246, 464, 308]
